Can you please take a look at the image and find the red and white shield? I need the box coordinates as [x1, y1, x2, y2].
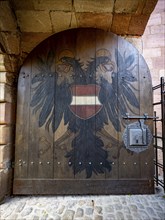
[69, 84, 103, 120]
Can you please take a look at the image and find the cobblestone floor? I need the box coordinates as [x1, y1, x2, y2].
[0, 188, 165, 220]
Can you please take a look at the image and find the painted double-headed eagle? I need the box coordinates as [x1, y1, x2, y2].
[31, 48, 139, 178]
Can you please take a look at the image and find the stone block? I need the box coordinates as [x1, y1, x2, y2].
[33, 0, 72, 11]
[74, 0, 114, 13]
[2, 54, 19, 73]
[16, 10, 52, 32]
[128, 15, 149, 36]
[159, 69, 165, 78]
[111, 14, 131, 35]
[0, 54, 6, 72]
[0, 125, 13, 145]
[0, 54, 5, 65]
[144, 33, 165, 48]
[0, 83, 14, 103]
[21, 32, 51, 54]
[152, 56, 165, 70]
[142, 0, 159, 15]
[0, 1, 17, 31]
[0, 103, 15, 124]
[51, 11, 77, 33]
[12, 0, 34, 10]
[0, 169, 12, 201]
[153, 0, 165, 13]
[1, 32, 20, 55]
[161, 12, 165, 25]
[114, 0, 139, 13]
[151, 24, 165, 34]
[0, 144, 12, 168]
[143, 48, 161, 58]
[76, 12, 113, 31]
[0, 72, 16, 86]
[147, 13, 162, 26]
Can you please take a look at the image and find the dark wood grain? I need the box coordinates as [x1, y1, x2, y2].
[14, 28, 154, 195]
[138, 55, 154, 179]
[14, 60, 31, 178]
[13, 179, 154, 195]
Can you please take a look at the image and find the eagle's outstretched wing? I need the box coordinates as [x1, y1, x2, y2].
[30, 50, 71, 133]
[93, 49, 140, 132]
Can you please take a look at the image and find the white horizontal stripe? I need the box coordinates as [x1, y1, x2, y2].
[71, 96, 101, 105]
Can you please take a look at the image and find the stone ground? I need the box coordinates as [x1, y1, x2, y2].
[0, 187, 165, 220]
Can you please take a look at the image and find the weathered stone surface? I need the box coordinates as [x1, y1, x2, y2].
[128, 15, 149, 36]
[75, 208, 84, 217]
[114, 0, 139, 13]
[0, 169, 12, 201]
[142, 0, 159, 14]
[16, 10, 52, 32]
[0, 83, 14, 103]
[50, 11, 77, 33]
[21, 207, 33, 217]
[0, 54, 6, 72]
[76, 12, 112, 31]
[62, 210, 75, 220]
[12, 0, 34, 10]
[143, 48, 161, 58]
[151, 24, 165, 34]
[15, 202, 26, 213]
[85, 207, 94, 215]
[21, 32, 52, 54]
[143, 33, 165, 48]
[0, 32, 20, 55]
[34, 0, 72, 11]
[0, 144, 12, 168]
[111, 14, 131, 35]
[0, 125, 13, 145]
[3, 54, 19, 73]
[0, 103, 15, 124]
[0, 54, 5, 65]
[0, 1, 17, 31]
[74, 0, 114, 13]
[0, 72, 16, 86]
[57, 205, 65, 214]
[147, 13, 162, 26]
[95, 206, 102, 214]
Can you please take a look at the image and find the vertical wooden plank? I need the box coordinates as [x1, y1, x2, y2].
[28, 46, 54, 179]
[14, 60, 31, 179]
[36, 43, 54, 179]
[73, 29, 106, 180]
[138, 55, 154, 179]
[28, 51, 39, 178]
[117, 38, 141, 179]
[53, 30, 76, 179]
[95, 30, 120, 180]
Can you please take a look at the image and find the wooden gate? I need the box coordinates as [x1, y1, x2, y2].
[13, 28, 154, 195]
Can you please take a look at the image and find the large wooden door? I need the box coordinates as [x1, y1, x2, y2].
[13, 28, 154, 194]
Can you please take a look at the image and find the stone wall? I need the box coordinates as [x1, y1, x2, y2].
[0, 55, 17, 201]
[0, 0, 164, 201]
[142, 0, 165, 86]
[142, 0, 164, 137]
[142, 0, 164, 176]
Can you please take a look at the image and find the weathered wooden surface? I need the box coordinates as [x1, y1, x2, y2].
[13, 179, 154, 195]
[14, 28, 154, 195]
